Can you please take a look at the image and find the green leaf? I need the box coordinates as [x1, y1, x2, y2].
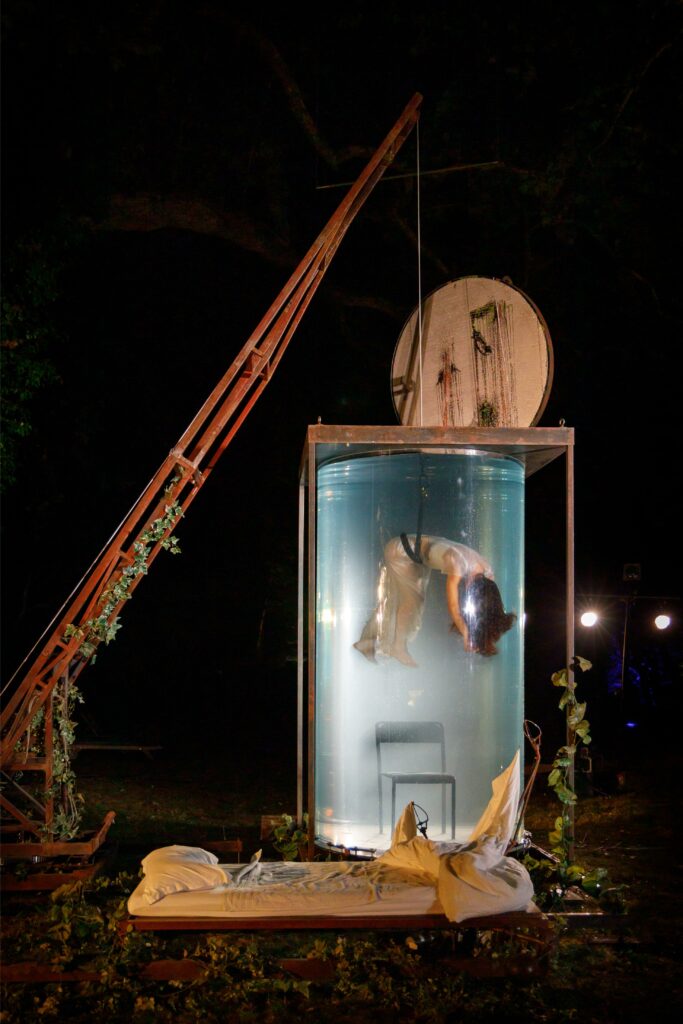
[568, 702, 586, 727]
[554, 782, 577, 805]
[581, 867, 609, 895]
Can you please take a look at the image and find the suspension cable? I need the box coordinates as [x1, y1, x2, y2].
[416, 119, 424, 426]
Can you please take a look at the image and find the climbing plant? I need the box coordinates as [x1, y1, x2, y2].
[523, 656, 623, 909]
[63, 481, 183, 664]
[13, 480, 185, 841]
[546, 654, 592, 869]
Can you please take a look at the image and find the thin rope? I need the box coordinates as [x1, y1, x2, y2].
[416, 119, 424, 427]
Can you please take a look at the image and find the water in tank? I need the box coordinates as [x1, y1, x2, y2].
[315, 449, 524, 850]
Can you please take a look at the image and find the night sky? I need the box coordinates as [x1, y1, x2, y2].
[2, 3, 682, 755]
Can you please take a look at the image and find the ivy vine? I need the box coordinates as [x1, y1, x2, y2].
[13, 681, 85, 840]
[18, 477, 186, 841]
[49, 679, 86, 839]
[63, 478, 184, 664]
[523, 656, 623, 910]
[546, 654, 592, 868]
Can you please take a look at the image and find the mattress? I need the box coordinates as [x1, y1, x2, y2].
[127, 753, 537, 924]
[128, 860, 442, 918]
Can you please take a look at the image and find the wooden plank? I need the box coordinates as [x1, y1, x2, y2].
[1, 853, 110, 891]
[140, 958, 206, 981]
[0, 811, 115, 859]
[120, 909, 554, 937]
[1, 963, 101, 983]
[1, 950, 547, 984]
[279, 957, 336, 981]
[202, 839, 243, 862]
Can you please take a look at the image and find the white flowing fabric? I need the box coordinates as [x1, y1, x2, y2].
[376, 751, 535, 922]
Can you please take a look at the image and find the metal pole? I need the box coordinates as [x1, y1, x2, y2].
[296, 474, 305, 825]
[306, 438, 317, 861]
[619, 596, 631, 721]
[566, 440, 576, 861]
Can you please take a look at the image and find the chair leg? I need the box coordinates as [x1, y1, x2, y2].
[391, 781, 397, 837]
[441, 784, 446, 835]
[450, 782, 456, 840]
[378, 776, 384, 834]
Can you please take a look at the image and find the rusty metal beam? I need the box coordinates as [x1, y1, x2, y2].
[0, 95, 423, 840]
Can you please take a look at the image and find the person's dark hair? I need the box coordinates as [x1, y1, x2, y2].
[457, 575, 517, 656]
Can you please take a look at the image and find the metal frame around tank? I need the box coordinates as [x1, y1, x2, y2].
[297, 424, 574, 854]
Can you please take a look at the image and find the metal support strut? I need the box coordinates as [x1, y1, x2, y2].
[0, 94, 422, 847]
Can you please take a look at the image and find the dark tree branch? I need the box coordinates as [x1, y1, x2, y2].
[592, 40, 675, 155]
[200, 10, 374, 168]
[97, 193, 293, 263]
[95, 193, 402, 318]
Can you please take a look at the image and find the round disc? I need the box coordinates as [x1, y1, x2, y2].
[391, 277, 553, 427]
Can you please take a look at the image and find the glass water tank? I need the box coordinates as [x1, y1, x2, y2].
[315, 449, 524, 850]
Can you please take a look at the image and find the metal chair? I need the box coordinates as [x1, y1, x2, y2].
[375, 721, 456, 838]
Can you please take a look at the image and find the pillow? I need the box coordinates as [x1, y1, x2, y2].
[140, 845, 228, 905]
[141, 844, 219, 870]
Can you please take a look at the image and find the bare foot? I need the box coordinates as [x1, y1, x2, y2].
[353, 639, 377, 663]
[390, 646, 418, 667]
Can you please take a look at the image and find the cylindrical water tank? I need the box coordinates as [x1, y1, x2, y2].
[315, 449, 524, 850]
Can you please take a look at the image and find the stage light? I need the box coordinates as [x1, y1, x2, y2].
[580, 610, 599, 627]
[654, 614, 671, 630]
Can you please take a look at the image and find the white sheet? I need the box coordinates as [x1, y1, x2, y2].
[128, 860, 442, 918]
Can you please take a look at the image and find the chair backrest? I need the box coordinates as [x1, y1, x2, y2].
[375, 721, 446, 773]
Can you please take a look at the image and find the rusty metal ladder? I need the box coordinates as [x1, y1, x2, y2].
[0, 94, 422, 849]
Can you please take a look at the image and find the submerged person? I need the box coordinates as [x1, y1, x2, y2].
[353, 535, 516, 665]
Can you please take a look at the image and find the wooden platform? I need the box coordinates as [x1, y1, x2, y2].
[0, 811, 116, 861]
[0, 848, 114, 892]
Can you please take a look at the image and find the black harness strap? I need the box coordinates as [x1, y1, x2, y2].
[400, 462, 429, 565]
[400, 532, 423, 564]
